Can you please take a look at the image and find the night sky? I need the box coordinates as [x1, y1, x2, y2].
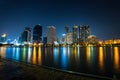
[0, 0, 120, 40]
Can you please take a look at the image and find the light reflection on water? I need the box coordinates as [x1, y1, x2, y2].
[0, 47, 6, 58]
[86, 47, 91, 64]
[99, 47, 104, 70]
[38, 46, 42, 65]
[114, 47, 119, 70]
[16, 47, 20, 61]
[12, 47, 20, 60]
[28, 47, 32, 63]
[23, 47, 26, 61]
[32, 46, 37, 64]
[61, 47, 68, 69]
[0, 46, 120, 78]
[53, 47, 59, 65]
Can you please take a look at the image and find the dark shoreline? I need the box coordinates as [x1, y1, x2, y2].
[0, 58, 114, 80]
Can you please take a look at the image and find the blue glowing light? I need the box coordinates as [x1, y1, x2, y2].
[61, 47, 68, 69]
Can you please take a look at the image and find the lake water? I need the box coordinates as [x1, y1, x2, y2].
[0, 46, 120, 79]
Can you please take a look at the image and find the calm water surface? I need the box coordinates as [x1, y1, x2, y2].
[0, 46, 120, 78]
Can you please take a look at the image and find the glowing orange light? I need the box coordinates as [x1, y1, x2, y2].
[33, 43, 37, 46]
[33, 47, 37, 64]
[74, 47, 77, 61]
[114, 41, 117, 44]
[74, 47, 77, 56]
[114, 47, 119, 70]
[99, 41, 103, 44]
[99, 47, 104, 70]
[38, 43, 41, 46]
[86, 47, 91, 63]
[38, 46, 42, 65]
[0, 47, 6, 58]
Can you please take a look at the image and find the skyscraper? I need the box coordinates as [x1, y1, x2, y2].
[66, 32, 73, 44]
[85, 25, 90, 42]
[21, 31, 27, 43]
[47, 26, 56, 44]
[73, 25, 78, 43]
[25, 27, 31, 42]
[20, 27, 31, 43]
[65, 25, 69, 33]
[33, 24, 42, 43]
[79, 25, 84, 42]
[65, 25, 69, 44]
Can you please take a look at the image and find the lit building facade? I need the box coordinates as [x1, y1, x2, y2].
[47, 26, 56, 44]
[85, 25, 90, 42]
[104, 39, 120, 45]
[73, 25, 78, 43]
[78, 25, 91, 42]
[62, 32, 73, 44]
[66, 32, 73, 44]
[63, 24, 91, 44]
[33, 24, 42, 43]
[87, 35, 98, 44]
[0, 33, 7, 43]
[61, 34, 66, 44]
[79, 25, 84, 42]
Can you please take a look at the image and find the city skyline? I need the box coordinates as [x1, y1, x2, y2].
[0, 0, 120, 40]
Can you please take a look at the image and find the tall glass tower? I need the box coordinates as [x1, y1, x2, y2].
[79, 25, 84, 42]
[73, 25, 78, 43]
[85, 25, 90, 42]
[33, 24, 42, 43]
[20, 27, 31, 43]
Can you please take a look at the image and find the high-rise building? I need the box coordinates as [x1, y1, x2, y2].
[73, 25, 78, 43]
[85, 25, 90, 42]
[66, 32, 73, 44]
[65, 25, 69, 33]
[62, 32, 73, 44]
[79, 25, 84, 42]
[78, 25, 91, 42]
[20, 27, 31, 43]
[25, 27, 31, 42]
[33, 24, 42, 43]
[0, 33, 7, 43]
[47, 26, 56, 44]
[21, 31, 27, 43]
[65, 25, 69, 43]
[61, 34, 66, 44]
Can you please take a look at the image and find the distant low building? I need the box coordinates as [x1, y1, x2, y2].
[0, 33, 7, 43]
[43, 37, 47, 44]
[87, 35, 98, 44]
[104, 39, 120, 44]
